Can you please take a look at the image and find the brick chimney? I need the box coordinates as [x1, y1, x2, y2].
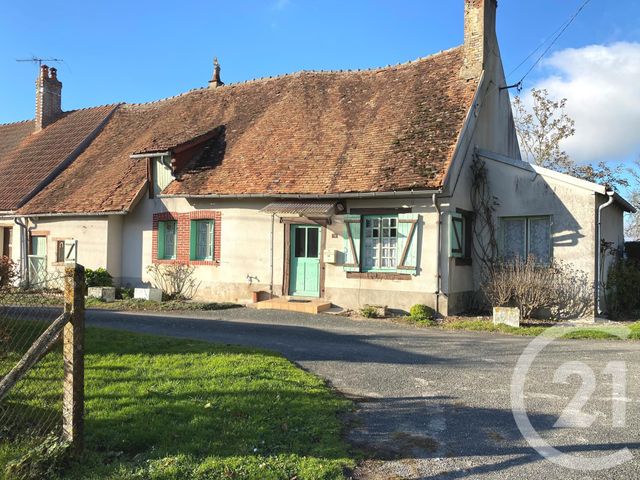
[460, 0, 498, 80]
[35, 64, 62, 132]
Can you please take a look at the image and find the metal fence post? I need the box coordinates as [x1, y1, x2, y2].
[63, 264, 85, 453]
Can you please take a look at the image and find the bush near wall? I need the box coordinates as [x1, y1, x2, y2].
[85, 268, 113, 288]
[482, 257, 592, 320]
[625, 242, 640, 263]
[606, 258, 640, 319]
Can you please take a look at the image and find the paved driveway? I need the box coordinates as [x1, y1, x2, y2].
[86, 308, 640, 479]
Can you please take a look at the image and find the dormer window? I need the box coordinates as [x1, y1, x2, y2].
[149, 154, 173, 198]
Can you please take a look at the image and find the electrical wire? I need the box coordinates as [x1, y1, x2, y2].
[507, 0, 593, 89]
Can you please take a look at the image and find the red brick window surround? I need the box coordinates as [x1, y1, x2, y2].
[152, 211, 221, 266]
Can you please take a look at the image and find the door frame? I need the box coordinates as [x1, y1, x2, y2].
[282, 218, 327, 298]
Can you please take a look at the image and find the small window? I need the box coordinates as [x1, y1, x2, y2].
[450, 211, 473, 264]
[149, 155, 174, 198]
[362, 216, 398, 271]
[500, 216, 551, 264]
[56, 240, 65, 263]
[158, 220, 177, 260]
[191, 220, 214, 260]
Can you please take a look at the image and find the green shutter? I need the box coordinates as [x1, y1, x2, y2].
[450, 213, 464, 258]
[157, 221, 166, 260]
[398, 213, 419, 274]
[342, 214, 361, 272]
[190, 220, 197, 260]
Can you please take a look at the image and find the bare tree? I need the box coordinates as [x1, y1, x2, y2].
[626, 190, 640, 241]
[513, 88, 575, 171]
[513, 88, 630, 190]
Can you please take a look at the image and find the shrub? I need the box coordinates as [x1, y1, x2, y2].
[409, 304, 436, 321]
[146, 263, 200, 300]
[116, 287, 134, 300]
[85, 267, 113, 287]
[0, 255, 18, 288]
[360, 305, 380, 318]
[606, 259, 640, 319]
[482, 257, 592, 320]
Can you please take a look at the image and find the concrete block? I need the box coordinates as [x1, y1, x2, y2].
[87, 286, 116, 302]
[493, 307, 520, 327]
[134, 287, 162, 302]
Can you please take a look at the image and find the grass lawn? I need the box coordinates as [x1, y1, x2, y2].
[0, 327, 354, 480]
[400, 316, 640, 340]
[84, 297, 242, 312]
[447, 318, 640, 340]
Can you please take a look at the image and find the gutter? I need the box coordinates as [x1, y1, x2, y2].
[18, 210, 128, 218]
[130, 152, 170, 159]
[595, 191, 615, 315]
[160, 189, 441, 200]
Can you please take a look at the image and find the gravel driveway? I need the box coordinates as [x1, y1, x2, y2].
[86, 307, 640, 479]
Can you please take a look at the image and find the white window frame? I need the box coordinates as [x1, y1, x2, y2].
[500, 215, 552, 264]
[362, 215, 399, 272]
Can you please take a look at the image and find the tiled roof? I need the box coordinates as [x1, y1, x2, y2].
[162, 47, 477, 196]
[20, 46, 478, 214]
[0, 105, 117, 212]
[0, 120, 33, 160]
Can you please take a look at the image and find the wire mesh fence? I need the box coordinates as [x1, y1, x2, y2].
[0, 270, 68, 447]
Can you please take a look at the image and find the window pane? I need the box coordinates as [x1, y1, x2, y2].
[164, 221, 176, 258]
[56, 241, 65, 263]
[363, 216, 398, 270]
[197, 221, 212, 259]
[307, 228, 319, 258]
[528, 218, 551, 264]
[502, 219, 525, 261]
[294, 227, 306, 257]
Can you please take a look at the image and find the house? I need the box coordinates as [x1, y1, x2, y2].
[0, 66, 116, 283]
[1, 0, 634, 316]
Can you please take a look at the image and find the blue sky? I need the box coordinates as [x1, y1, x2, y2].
[1, 0, 639, 167]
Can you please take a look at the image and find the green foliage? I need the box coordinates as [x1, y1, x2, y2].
[0, 328, 353, 479]
[359, 306, 379, 318]
[606, 259, 640, 319]
[116, 287, 134, 300]
[4, 434, 69, 480]
[85, 268, 113, 288]
[409, 304, 436, 321]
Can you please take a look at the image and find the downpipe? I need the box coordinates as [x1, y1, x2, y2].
[595, 191, 615, 315]
[13, 217, 28, 285]
[269, 213, 275, 299]
[432, 193, 443, 316]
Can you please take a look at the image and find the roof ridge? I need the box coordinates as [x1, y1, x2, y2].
[124, 45, 464, 109]
[0, 119, 33, 127]
[0, 103, 120, 127]
[62, 102, 123, 114]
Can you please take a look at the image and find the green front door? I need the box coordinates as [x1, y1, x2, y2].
[289, 225, 321, 297]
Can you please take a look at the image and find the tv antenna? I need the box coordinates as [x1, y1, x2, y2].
[16, 56, 64, 67]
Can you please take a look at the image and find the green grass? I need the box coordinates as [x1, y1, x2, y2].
[404, 317, 640, 341]
[1, 327, 354, 480]
[84, 297, 242, 312]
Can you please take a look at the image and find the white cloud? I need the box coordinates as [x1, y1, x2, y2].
[528, 42, 640, 164]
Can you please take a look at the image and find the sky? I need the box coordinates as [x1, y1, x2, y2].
[1, 0, 639, 171]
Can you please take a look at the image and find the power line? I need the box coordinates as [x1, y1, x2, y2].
[505, 0, 593, 91]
